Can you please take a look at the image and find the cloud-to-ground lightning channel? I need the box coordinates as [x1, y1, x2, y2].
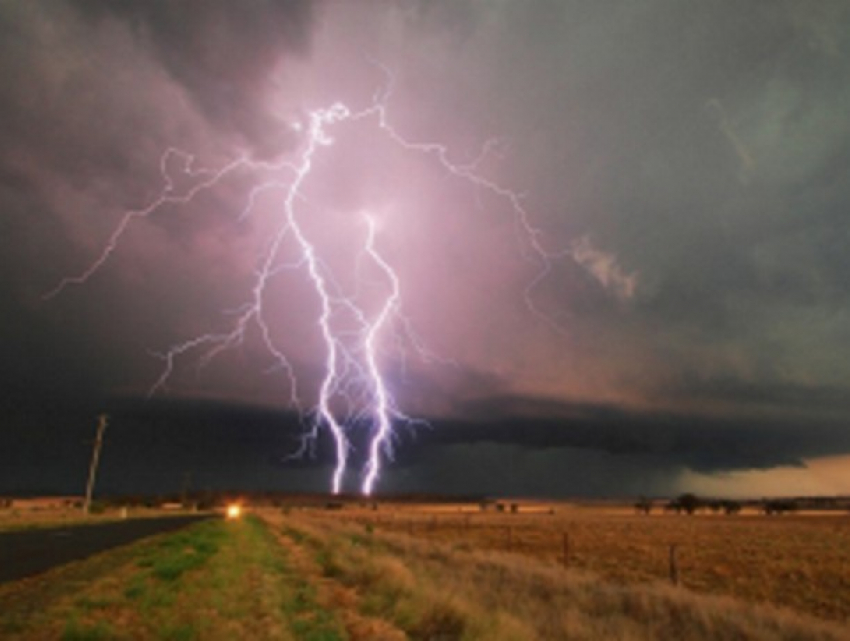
[282, 104, 351, 495]
[361, 216, 401, 495]
[46, 82, 568, 495]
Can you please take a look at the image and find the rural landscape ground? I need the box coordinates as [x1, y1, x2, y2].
[1, 502, 848, 640]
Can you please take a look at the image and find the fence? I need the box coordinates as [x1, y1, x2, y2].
[340, 511, 686, 586]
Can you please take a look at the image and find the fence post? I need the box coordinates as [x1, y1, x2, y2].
[562, 532, 569, 570]
[669, 544, 679, 585]
[83, 414, 108, 516]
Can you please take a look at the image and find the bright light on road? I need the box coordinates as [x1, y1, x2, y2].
[226, 504, 242, 519]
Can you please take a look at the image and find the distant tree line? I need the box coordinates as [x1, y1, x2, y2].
[634, 494, 812, 516]
[761, 499, 799, 515]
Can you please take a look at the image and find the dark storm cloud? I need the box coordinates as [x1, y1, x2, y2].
[663, 375, 850, 417]
[7, 392, 847, 499]
[372, 1, 850, 421]
[433, 395, 850, 473]
[0, 397, 329, 496]
[71, 0, 317, 157]
[0, 0, 321, 413]
[3, 1, 850, 497]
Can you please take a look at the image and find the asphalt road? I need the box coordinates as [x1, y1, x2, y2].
[0, 514, 214, 584]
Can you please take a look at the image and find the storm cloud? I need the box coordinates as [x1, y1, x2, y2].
[3, 1, 850, 497]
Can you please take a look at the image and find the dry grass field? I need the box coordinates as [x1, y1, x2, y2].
[315, 501, 850, 624]
[262, 508, 850, 640]
[2, 506, 848, 640]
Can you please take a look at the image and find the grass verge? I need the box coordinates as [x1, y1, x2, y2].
[1, 515, 347, 640]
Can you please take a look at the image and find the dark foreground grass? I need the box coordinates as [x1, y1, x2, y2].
[0, 515, 347, 640]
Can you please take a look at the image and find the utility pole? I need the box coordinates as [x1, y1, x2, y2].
[181, 471, 193, 510]
[83, 414, 108, 516]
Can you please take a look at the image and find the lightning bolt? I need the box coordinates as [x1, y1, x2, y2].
[45, 75, 567, 495]
[360, 216, 401, 495]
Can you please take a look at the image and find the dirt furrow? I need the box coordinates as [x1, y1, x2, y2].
[264, 516, 407, 641]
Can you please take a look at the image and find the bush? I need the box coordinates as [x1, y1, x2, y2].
[634, 497, 653, 514]
[676, 493, 701, 515]
[409, 599, 467, 641]
[722, 500, 741, 515]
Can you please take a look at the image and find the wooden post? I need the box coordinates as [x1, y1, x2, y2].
[669, 544, 679, 585]
[562, 532, 569, 569]
[83, 414, 108, 516]
[180, 471, 192, 509]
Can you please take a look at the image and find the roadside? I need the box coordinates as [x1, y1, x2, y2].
[0, 514, 213, 584]
[0, 514, 351, 640]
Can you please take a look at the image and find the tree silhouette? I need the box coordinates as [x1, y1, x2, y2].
[677, 493, 701, 515]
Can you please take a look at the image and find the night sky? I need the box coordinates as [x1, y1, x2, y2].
[3, 1, 850, 498]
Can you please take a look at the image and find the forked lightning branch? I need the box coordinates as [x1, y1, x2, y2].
[47, 83, 562, 496]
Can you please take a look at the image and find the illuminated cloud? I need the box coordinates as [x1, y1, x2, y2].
[571, 236, 637, 301]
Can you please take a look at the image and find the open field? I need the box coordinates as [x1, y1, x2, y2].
[314, 501, 850, 624]
[2, 505, 848, 640]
